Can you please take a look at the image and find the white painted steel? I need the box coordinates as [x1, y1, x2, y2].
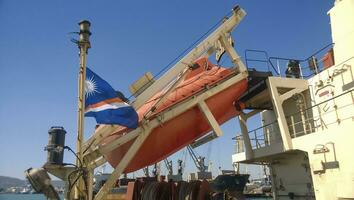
[197, 101, 223, 137]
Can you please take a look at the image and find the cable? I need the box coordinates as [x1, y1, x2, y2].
[67, 169, 82, 197]
[64, 146, 83, 167]
[64, 145, 90, 198]
[128, 10, 233, 100]
[67, 168, 90, 198]
[83, 138, 96, 155]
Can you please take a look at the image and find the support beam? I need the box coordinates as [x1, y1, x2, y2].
[267, 78, 295, 150]
[266, 77, 308, 150]
[238, 112, 253, 159]
[219, 34, 247, 72]
[198, 101, 223, 137]
[244, 109, 261, 119]
[87, 157, 107, 200]
[94, 127, 152, 200]
[83, 129, 139, 164]
[88, 157, 107, 170]
[190, 100, 224, 148]
[83, 125, 120, 154]
[236, 109, 261, 159]
[190, 133, 218, 148]
[268, 86, 293, 150]
[85, 156, 105, 199]
[87, 169, 94, 200]
[279, 88, 307, 102]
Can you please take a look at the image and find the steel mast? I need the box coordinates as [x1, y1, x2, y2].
[75, 20, 91, 199]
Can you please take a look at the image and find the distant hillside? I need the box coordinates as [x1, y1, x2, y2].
[0, 176, 26, 188]
[0, 175, 64, 189]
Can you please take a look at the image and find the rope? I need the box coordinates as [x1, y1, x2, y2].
[128, 10, 233, 100]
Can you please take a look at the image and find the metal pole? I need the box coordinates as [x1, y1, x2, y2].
[75, 20, 91, 200]
[299, 63, 304, 79]
[277, 59, 281, 77]
[290, 115, 296, 138]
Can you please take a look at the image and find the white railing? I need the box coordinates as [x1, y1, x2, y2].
[286, 89, 354, 138]
[235, 89, 354, 153]
[234, 121, 281, 153]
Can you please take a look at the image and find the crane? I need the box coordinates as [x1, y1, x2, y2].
[142, 166, 150, 177]
[186, 145, 207, 173]
[163, 159, 173, 175]
[152, 163, 160, 177]
[177, 159, 183, 176]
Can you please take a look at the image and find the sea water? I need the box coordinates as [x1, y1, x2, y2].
[0, 194, 65, 200]
[0, 194, 272, 200]
[0, 194, 56, 200]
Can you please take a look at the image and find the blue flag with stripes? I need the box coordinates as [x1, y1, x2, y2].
[84, 68, 138, 129]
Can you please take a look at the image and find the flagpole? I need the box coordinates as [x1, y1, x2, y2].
[76, 20, 91, 200]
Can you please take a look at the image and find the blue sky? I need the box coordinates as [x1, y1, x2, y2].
[0, 0, 333, 179]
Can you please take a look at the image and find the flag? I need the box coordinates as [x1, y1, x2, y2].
[84, 67, 138, 129]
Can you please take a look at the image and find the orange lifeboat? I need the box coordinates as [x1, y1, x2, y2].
[102, 57, 248, 172]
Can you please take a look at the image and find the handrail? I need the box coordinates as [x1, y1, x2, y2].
[284, 82, 354, 137]
[268, 43, 334, 78]
[247, 120, 278, 134]
[304, 43, 334, 60]
[244, 49, 279, 74]
[235, 87, 354, 151]
[287, 92, 354, 138]
[234, 120, 280, 150]
[243, 43, 334, 78]
[285, 88, 354, 120]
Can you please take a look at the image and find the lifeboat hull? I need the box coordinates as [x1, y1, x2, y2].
[102, 58, 248, 172]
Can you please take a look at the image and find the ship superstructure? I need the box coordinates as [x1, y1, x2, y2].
[232, 0, 354, 199]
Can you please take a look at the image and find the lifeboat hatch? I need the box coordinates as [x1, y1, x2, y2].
[239, 69, 273, 110]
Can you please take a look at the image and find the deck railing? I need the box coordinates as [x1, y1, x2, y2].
[244, 43, 334, 78]
[234, 121, 281, 153]
[235, 89, 354, 153]
[286, 88, 354, 138]
[268, 43, 334, 79]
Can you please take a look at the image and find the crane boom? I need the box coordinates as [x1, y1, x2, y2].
[187, 146, 207, 172]
[163, 159, 173, 175]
